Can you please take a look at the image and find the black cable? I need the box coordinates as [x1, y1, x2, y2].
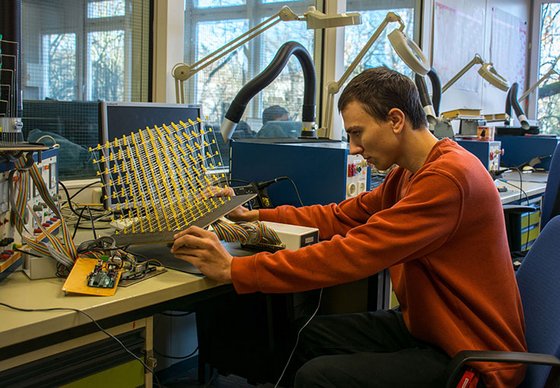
[154, 346, 198, 360]
[87, 206, 98, 240]
[59, 181, 112, 221]
[0, 302, 160, 387]
[502, 168, 533, 251]
[72, 205, 88, 240]
[279, 176, 305, 207]
[13, 247, 42, 258]
[274, 288, 323, 388]
[68, 180, 101, 201]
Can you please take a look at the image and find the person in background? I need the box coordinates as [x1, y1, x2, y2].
[171, 67, 527, 387]
[259, 105, 297, 138]
[232, 120, 256, 139]
[262, 105, 289, 125]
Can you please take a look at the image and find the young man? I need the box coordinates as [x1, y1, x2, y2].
[171, 67, 527, 387]
[262, 105, 290, 125]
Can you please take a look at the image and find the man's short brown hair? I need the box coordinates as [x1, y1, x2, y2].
[338, 67, 428, 129]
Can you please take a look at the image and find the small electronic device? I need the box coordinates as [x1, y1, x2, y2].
[261, 221, 319, 250]
[456, 139, 502, 172]
[87, 257, 120, 288]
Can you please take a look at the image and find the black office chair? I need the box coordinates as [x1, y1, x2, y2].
[445, 215, 560, 388]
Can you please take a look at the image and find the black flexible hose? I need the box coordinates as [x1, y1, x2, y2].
[504, 85, 513, 126]
[415, 74, 431, 109]
[415, 73, 436, 125]
[224, 41, 316, 124]
[509, 82, 530, 129]
[427, 68, 442, 117]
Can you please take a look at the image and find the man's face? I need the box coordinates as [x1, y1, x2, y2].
[341, 100, 400, 171]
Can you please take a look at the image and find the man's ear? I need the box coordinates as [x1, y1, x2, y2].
[387, 108, 406, 134]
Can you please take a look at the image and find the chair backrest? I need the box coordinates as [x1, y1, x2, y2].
[540, 143, 560, 229]
[516, 215, 560, 388]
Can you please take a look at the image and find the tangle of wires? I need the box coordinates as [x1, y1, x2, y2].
[58, 180, 113, 240]
[77, 236, 161, 281]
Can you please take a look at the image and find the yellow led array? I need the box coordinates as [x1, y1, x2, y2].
[89, 118, 228, 235]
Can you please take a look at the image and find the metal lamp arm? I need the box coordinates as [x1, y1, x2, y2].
[519, 67, 559, 101]
[442, 54, 484, 93]
[172, 6, 299, 103]
[323, 12, 403, 137]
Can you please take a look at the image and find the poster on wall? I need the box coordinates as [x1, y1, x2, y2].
[433, 0, 486, 93]
[490, 7, 528, 94]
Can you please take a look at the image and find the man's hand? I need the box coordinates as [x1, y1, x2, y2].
[205, 185, 259, 222]
[171, 226, 233, 283]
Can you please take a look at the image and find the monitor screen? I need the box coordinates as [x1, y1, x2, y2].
[98, 101, 205, 210]
[100, 101, 202, 141]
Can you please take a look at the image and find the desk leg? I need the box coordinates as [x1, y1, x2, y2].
[144, 316, 154, 388]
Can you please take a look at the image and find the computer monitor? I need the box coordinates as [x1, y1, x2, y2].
[98, 101, 204, 210]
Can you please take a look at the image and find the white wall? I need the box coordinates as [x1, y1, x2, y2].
[422, 0, 531, 117]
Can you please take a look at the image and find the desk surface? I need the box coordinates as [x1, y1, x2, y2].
[498, 171, 548, 204]
[0, 265, 219, 349]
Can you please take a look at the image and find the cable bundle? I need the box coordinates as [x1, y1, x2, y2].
[10, 153, 77, 268]
[212, 219, 283, 247]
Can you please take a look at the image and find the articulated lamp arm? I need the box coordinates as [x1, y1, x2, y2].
[172, 6, 361, 104]
[322, 12, 429, 139]
[172, 6, 299, 104]
[519, 67, 559, 102]
[442, 53, 509, 93]
[442, 54, 484, 93]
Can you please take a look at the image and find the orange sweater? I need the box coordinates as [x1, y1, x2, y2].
[231, 139, 527, 387]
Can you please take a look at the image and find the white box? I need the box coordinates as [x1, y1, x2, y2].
[23, 254, 58, 279]
[262, 221, 319, 250]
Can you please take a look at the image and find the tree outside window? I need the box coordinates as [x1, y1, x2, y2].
[536, 2, 560, 134]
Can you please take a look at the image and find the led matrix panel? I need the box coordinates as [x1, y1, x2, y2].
[91, 107, 254, 245]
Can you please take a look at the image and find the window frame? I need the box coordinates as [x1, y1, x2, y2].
[528, 0, 560, 121]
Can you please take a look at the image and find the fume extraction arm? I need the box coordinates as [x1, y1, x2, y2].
[220, 41, 316, 142]
[415, 68, 442, 125]
[505, 82, 531, 131]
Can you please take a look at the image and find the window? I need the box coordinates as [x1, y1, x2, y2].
[531, 1, 560, 134]
[345, 1, 420, 80]
[23, 0, 150, 102]
[183, 0, 315, 137]
[21, 0, 151, 179]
